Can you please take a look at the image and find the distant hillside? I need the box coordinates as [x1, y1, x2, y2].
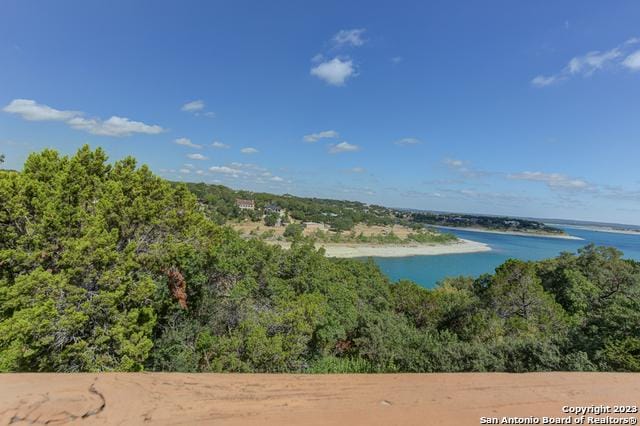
[183, 182, 399, 231]
[405, 211, 564, 235]
[183, 181, 564, 235]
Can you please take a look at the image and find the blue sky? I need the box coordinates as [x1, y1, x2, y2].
[1, 1, 640, 225]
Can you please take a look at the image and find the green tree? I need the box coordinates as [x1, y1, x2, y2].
[0, 146, 209, 371]
[283, 223, 304, 239]
[264, 212, 278, 227]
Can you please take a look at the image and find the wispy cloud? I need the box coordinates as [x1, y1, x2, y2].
[394, 137, 421, 146]
[333, 29, 366, 47]
[207, 162, 290, 185]
[508, 171, 591, 191]
[531, 75, 559, 87]
[3, 99, 78, 121]
[444, 158, 463, 168]
[303, 130, 339, 143]
[211, 140, 230, 149]
[181, 100, 204, 112]
[240, 147, 258, 154]
[3, 99, 164, 137]
[174, 137, 202, 149]
[443, 158, 489, 179]
[347, 167, 366, 173]
[391, 56, 403, 64]
[531, 38, 640, 87]
[209, 165, 246, 177]
[443, 188, 533, 204]
[66, 116, 164, 137]
[311, 58, 356, 86]
[623, 50, 640, 71]
[181, 99, 215, 117]
[329, 141, 360, 154]
[187, 153, 208, 161]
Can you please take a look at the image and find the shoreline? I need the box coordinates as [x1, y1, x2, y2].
[274, 238, 491, 258]
[546, 223, 640, 236]
[433, 225, 584, 240]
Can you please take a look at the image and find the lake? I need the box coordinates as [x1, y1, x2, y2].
[372, 227, 640, 288]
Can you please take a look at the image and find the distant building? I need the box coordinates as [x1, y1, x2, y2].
[303, 222, 328, 231]
[264, 203, 282, 214]
[236, 198, 255, 210]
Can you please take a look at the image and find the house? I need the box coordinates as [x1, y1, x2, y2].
[264, 203, 282, 214]
[236, 198, 255, 210]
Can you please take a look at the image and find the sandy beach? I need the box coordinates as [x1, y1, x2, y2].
[275, 238, 490, 258]
[1, 373, 638, 425]
[434, 225, 584, 240]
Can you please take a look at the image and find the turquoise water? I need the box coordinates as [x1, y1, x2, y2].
[371, 227, 640, 288]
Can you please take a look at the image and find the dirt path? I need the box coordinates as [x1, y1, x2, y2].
[1, 373, 638, 425]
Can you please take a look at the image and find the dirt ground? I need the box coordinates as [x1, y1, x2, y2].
[231, 221, 425, 239]
[1, 373, 638, 425]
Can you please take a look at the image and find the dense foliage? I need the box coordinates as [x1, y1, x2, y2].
[1, 147, 638, 372]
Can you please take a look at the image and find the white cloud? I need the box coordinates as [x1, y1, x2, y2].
[174, 137, 202, 149]
[240, 147, 258, 154]
[443, 158, 489, 179]
[207, 161, 290, 185]
[2, 99, 78, 121]
[209, 166, 241, 174]
[67, 116, 164, 137]
[181, 100, 215, 117]
[444, 158, 464, 168]
[391, 56, 403, 64]
[310, 58, 356, 86]
[531, 75, 559, 88]
[623, 50, 640, 70]
[179, 168, 191, 174]
[329, 141, 360, 154]
[181, 100, 205, 112]
[532, 38, 640, 87]
[567, 48, 622, 75]
[211, 140, 230, 149]
[303, 130, 339, 142]
[333, 29, 366, 47]
[394, 137, 421, 146]
[508, 171, 590, 190]
[183, 163, 195, 169]
[3, 98, 164, 137]
[187, 153, 208, 161]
